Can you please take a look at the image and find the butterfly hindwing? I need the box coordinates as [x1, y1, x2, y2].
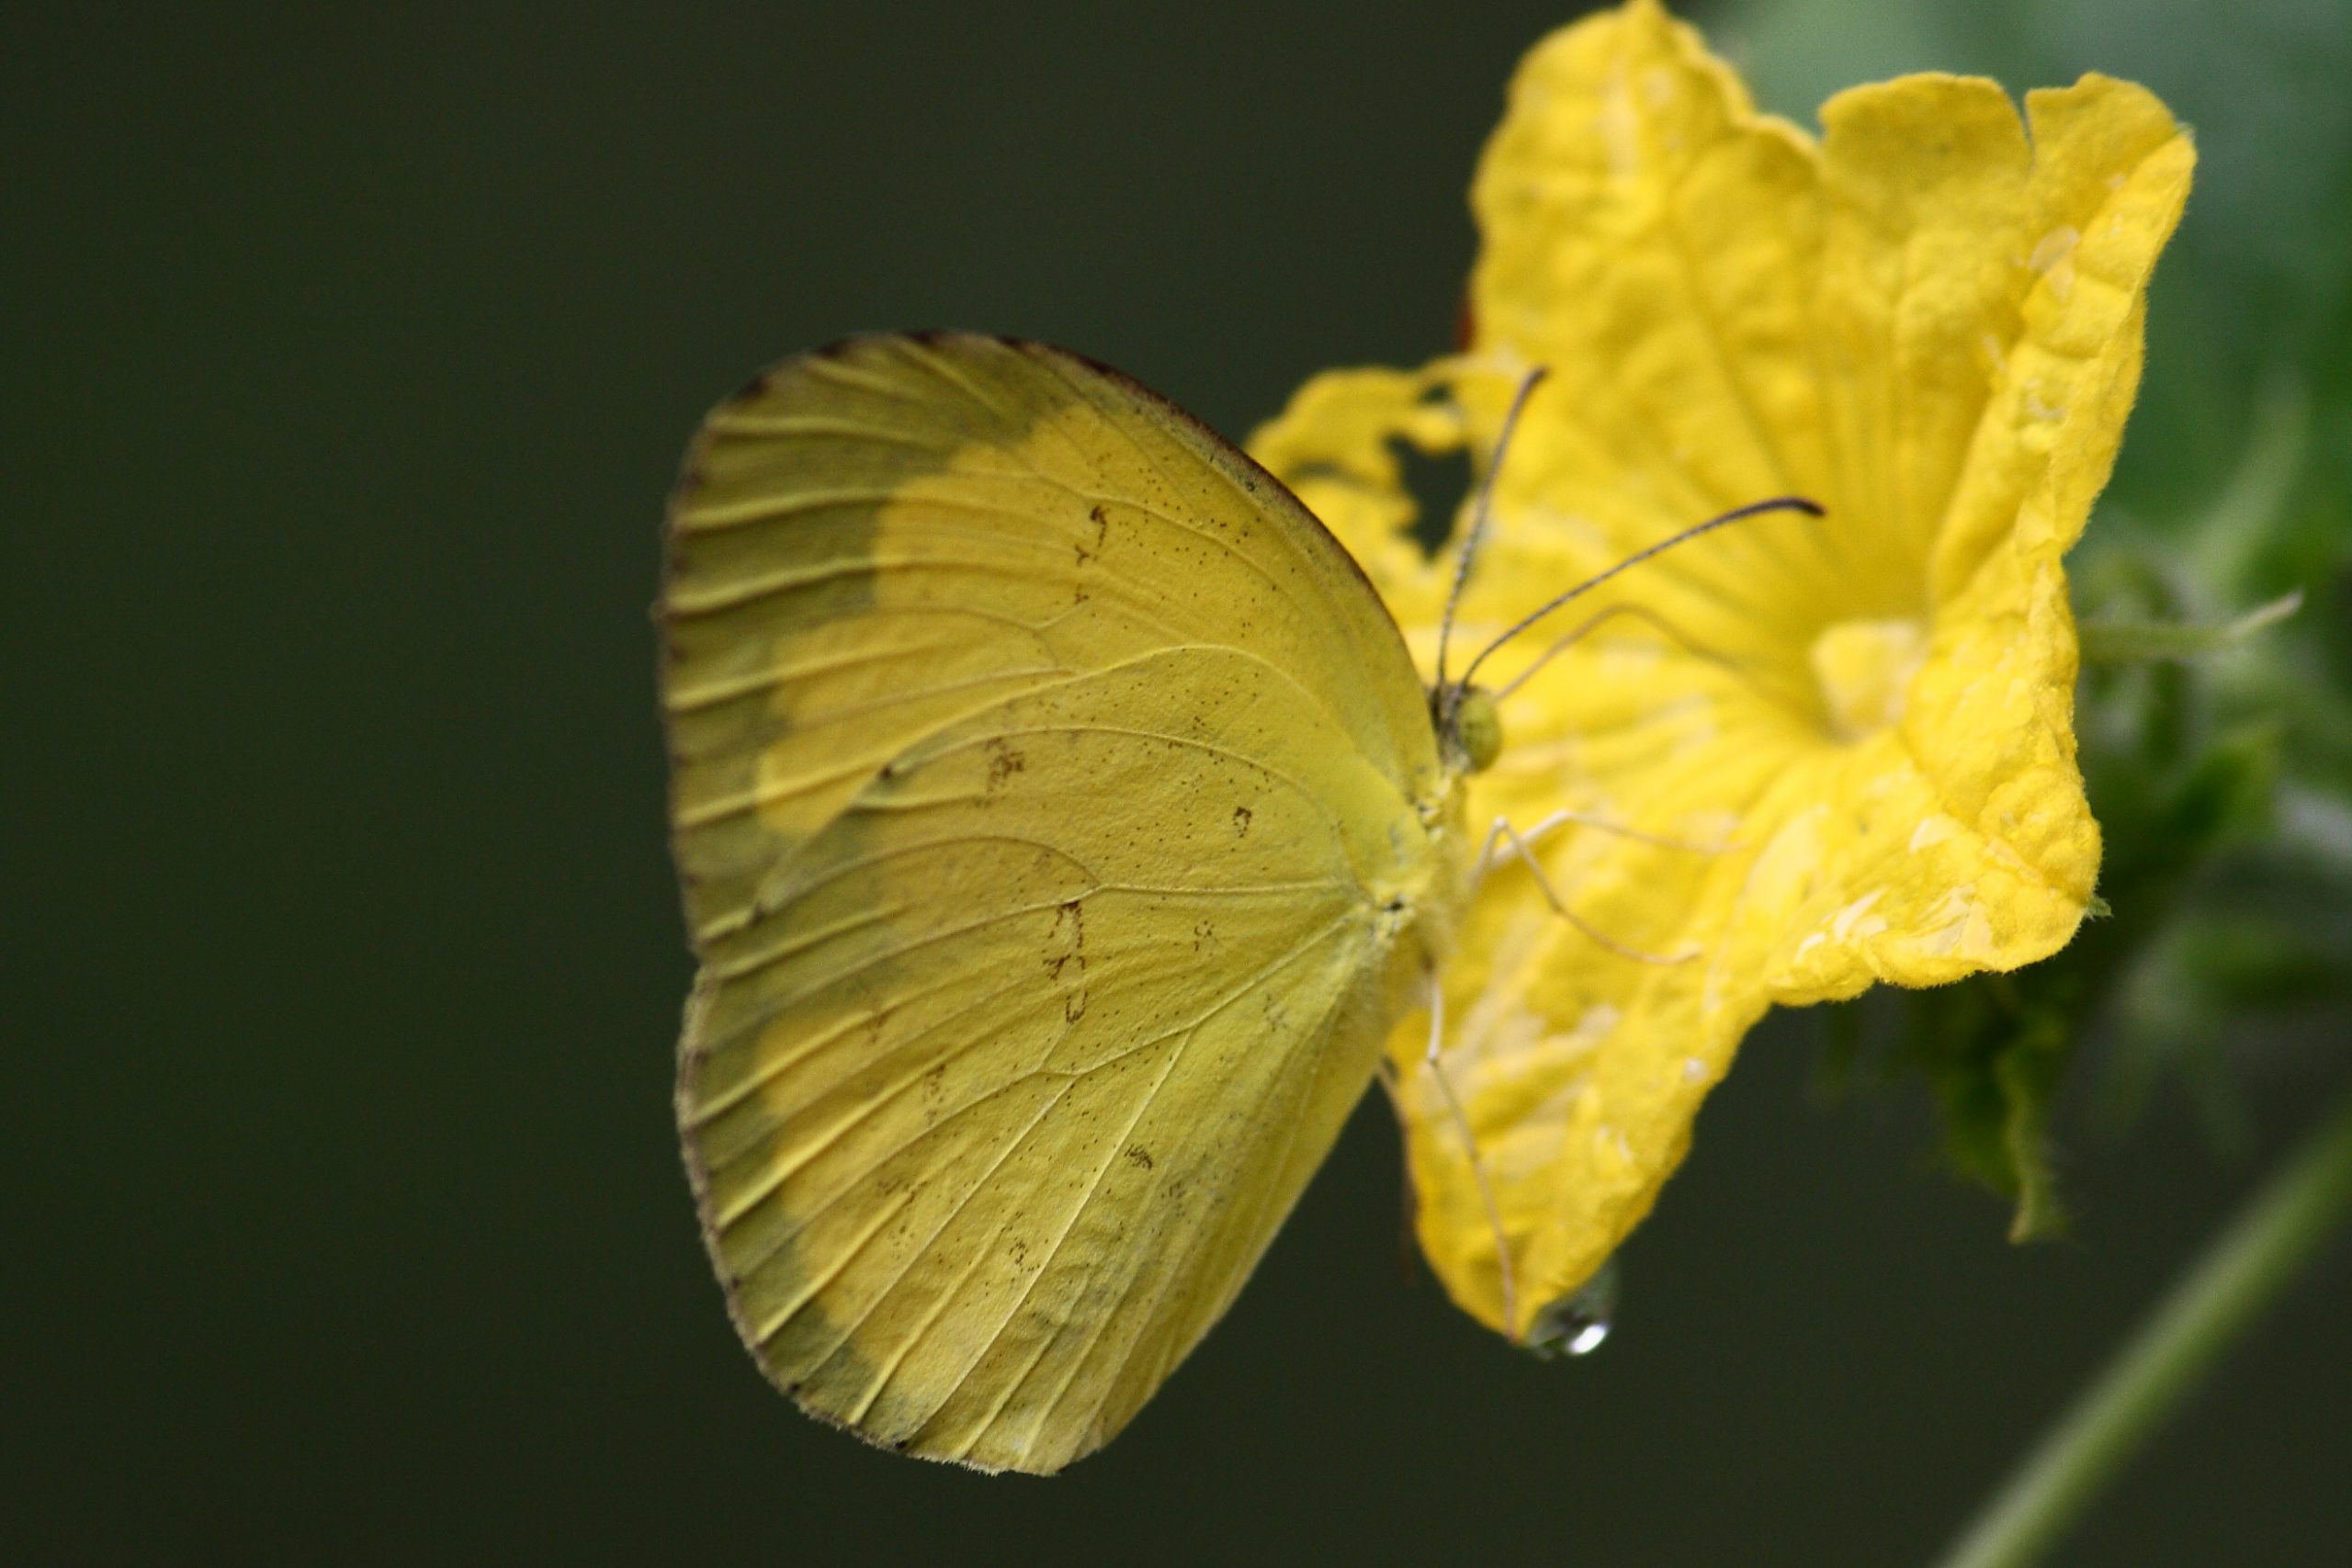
[662, 334, 1450, 1472]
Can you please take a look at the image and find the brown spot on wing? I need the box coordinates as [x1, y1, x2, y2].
[985, 739, 1027, 793]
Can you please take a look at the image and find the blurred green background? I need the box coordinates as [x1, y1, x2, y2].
[10, 1, 2348, 1562]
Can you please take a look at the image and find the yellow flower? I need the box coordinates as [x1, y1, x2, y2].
[1249, 0, 2193, 1339]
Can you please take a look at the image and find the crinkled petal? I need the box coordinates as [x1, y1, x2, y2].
[1249, 0, 2190, 1337]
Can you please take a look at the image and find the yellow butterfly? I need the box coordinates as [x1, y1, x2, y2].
[659, 332, 1804, 1472]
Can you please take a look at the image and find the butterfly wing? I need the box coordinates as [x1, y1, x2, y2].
[662, 334, 1451, 1472]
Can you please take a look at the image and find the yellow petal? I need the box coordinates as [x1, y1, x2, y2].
[1250, 1, 2191, 1337]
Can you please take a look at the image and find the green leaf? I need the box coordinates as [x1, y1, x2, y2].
[1900, 976, 2075, 1241]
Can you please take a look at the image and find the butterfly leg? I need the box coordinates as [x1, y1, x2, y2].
[1517, 810, 1738, 854]
[1470, 809, 1732, 892]
[1472, 816, 1701, 965]
[1419, 968, 1521, 1340]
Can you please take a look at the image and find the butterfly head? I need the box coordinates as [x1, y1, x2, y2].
[1433, 681, 1504, 776]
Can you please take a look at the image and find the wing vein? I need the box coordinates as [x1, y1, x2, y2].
[1025, 921, 1360, 1450]
[936, 908, 1359, 1462]
[695, 892, 1100, 1076]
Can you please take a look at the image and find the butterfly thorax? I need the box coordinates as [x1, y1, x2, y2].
[1371, 764, 1468, 981]
[1385, 679, 1501, 973]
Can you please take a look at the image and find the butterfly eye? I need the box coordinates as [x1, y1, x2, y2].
[1451, 685, 1505, 773]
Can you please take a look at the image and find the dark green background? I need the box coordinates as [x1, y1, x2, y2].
[11, 3, 2348, 1562]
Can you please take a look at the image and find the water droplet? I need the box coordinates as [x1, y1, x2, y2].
[1524, 1258, 1620, 1359]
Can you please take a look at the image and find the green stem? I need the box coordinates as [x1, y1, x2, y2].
[1932, 1087, 2352, 1568]
[2077, 589, 2303, 663]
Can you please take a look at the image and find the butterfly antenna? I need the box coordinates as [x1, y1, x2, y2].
[1454, 495, 1825, 694]
[1433, 367, 1550, 701]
